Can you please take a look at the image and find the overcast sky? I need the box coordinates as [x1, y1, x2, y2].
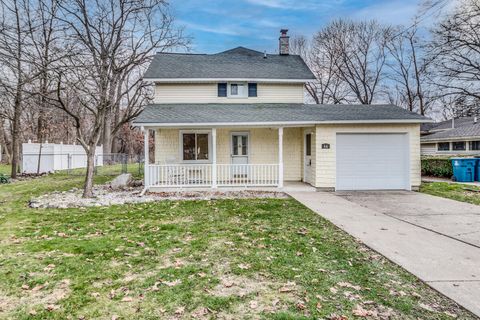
[172, 0, 427, 53]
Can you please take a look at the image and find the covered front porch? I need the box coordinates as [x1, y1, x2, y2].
[142, 126, 314, 190]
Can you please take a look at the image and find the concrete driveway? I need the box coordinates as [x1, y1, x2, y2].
[337, 191, 480, 248]
[287, 190, 480, 317]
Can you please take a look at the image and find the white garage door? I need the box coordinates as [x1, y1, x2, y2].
[336, 133, 409, 190]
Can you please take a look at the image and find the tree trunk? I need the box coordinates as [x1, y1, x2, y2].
[0, 119, 11, 163]
[102, 111, 112, 154]
[111, 103, 121, 153]
[11, 94, 22, 178]
[111, 135, 121, 154]
[36, 142, 43, 174]
[83, 146, 96, 198]
[37, 72, 48, 141]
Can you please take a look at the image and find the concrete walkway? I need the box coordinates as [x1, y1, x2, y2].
[287, 191, 480, 317]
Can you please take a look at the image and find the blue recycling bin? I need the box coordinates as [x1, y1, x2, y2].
[475, 157, 480, 181]
[451, 158, 476, 182]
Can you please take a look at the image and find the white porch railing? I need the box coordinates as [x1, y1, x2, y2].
[217, 164, 279, 187]
[148, 164, 212, 187]
[147, 164, 279, 188]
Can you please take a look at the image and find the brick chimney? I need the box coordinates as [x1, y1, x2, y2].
[279, 29, 289, 55]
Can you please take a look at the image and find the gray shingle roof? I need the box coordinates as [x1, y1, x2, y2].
[144, 47, 315, 80]
[133, 104, 430, 126]
[422, 117, 477, 132]
[421, 123, 480, 141]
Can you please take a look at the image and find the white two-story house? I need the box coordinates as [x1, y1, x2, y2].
[133, 30, 430, 192]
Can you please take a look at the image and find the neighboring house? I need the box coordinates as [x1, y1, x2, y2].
[421, 117, 480, 156]
[133, 29, 430, 192]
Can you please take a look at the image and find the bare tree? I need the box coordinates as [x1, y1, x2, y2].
[429, 0, 480, 102]
[386, 25, 431, 114]
[97, 1, 189, 154]
[25, 0, 64, 143]
[320, 19, 392, 104]
[291, 35, 348, 104]
[53, 0, 187, 197]
[0, 0, 36, 177]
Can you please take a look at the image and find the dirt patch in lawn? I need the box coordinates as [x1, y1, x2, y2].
[210, 274, 272, 298]
[0, 279, 71, 315]
[208, 273, 299, 318]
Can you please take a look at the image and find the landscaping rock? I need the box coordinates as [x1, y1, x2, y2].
[109, 173, 132, 190]
[29, 186, 289, 209]
[128, 179, 143, 187]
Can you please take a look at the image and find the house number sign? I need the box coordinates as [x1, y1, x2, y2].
[321, 143, 330, 149]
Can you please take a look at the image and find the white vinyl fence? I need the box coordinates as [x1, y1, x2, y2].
[22, 142, 103, 174]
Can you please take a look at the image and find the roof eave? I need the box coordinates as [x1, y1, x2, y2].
[143, 78, 315, 83]
[133, 119, 429, 128]
[421, 135, 480, 142]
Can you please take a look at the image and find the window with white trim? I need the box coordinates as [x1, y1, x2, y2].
[181, 131, 210, 161]
[227, 82, 247, 98]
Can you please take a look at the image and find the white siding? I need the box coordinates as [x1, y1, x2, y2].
[154, 83, 305, 104]
[420, 143, 437, 156]
[421, 140, 480, 156]
[154, 127, 304, 181]
[314, 124, 421, 190]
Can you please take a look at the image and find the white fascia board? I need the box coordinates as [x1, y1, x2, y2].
[315, 119, 431, 124]
[144, 78, 313, 83]
[133, 119, 430, 128]
[134, 121, 317, 128]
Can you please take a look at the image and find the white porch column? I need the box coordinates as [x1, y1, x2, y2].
[212, 128, 217, 188]
[278, 127, 284, 188]
[143, 127, 149, 188]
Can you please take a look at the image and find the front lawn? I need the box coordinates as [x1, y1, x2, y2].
[420, 182, 480, 205]
[0, 176, 475, 319]
[0, 163, 10, 175]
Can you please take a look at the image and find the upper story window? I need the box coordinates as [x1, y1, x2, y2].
[218, 82, 257, 98]
[248, 83, 257, 97]
[228, 83, 246, 97]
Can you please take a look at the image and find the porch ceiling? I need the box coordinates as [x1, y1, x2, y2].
[133, 103, 431, 128]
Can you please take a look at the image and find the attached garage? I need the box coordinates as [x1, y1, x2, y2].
[314, 123, 422, 191]
[336, 133, 410, 190]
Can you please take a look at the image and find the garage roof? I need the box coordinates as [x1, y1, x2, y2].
[133, 104, 431, 127]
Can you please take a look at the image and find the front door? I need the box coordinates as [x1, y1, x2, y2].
[304, 132, 312, 183]
[231, 132, 249, 177]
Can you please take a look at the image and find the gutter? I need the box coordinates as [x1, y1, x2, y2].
[132, 119, 431, 128]
[421, 136, 480, 143]
[143, 78, 315, 83]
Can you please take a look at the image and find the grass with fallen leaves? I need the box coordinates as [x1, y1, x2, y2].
[0, 175, 476, 319]
[420, 181, 480, 205]
[0, 164, 10, 175]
